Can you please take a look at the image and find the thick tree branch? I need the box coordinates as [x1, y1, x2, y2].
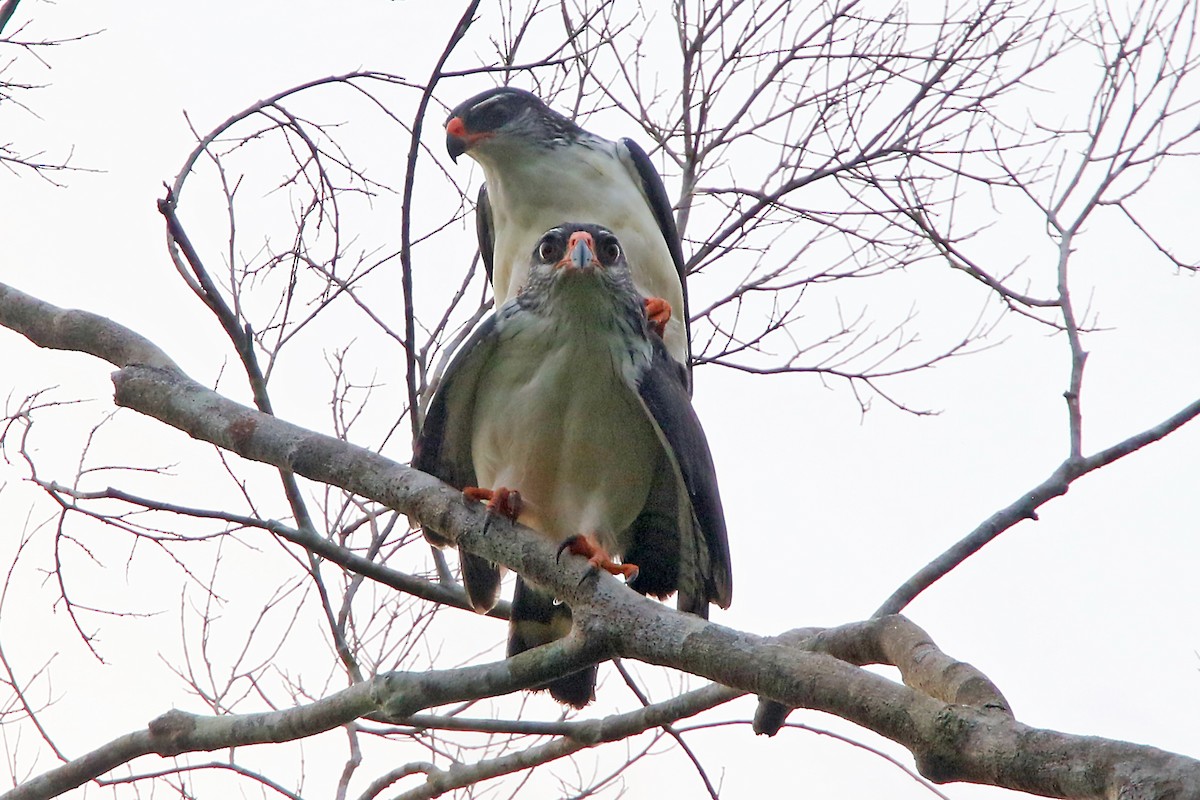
[0, 283, 177, 371]
[3, 282, 1199, 799]
[386, 683, 738, 800]
[1, 638, 600, 800]
[757, 379, 1200, 736]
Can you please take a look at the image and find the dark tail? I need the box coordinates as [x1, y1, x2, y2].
[507, 577, 596, 708]
[460, 551, 501, 613]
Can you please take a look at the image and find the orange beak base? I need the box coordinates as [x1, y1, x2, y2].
[558, 231, 598, 271]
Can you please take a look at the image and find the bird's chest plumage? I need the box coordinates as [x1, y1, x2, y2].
[478, 144, 687, 364]
[470, 298, 658, 551]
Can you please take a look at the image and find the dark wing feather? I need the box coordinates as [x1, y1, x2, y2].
[475, 183, 495, 286]
[413, 314, 503, 612]
[620, 138, 693, 372]
[412, 313, 501, 487]
[632, 337, 732, 613]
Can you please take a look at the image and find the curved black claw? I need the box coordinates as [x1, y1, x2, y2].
[556, 535, 583, 564]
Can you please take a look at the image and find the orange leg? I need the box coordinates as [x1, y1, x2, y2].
[556, 534, 639, 583]
[463, 486, 522, 521]
[643, 296, 672, 339]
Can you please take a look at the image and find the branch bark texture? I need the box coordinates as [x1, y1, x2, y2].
[2, 282, 1198, 799]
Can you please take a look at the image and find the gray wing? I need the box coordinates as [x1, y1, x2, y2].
[620, 137, 693, 373]
[413, 314, 503, 612]
[627, 336, 732, 616]
[475, 183, 495, 286]
[413, 313, 500, 487]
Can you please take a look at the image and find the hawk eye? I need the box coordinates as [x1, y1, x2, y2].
[470, 97, 516, 131]
[538, 235, 564, 263]
[598, 236, 621, 264]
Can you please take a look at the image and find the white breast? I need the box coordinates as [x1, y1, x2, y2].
[477, 141, 688, 367]
[469, 285, 658, 553]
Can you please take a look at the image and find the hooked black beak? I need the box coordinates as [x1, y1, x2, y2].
[446, 134, 465, 162]
[446, 116, 468, 162]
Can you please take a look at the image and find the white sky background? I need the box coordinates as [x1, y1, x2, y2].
[1, 1, 1199, 798]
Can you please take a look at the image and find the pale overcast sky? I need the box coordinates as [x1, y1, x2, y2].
[2, 2, 1198, 798]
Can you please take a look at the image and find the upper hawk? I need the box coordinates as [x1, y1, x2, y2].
[445, 86, 692, 389]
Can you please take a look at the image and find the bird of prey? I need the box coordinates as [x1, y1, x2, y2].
[445, 86, 692, 389]
[413, 223, 731, 707]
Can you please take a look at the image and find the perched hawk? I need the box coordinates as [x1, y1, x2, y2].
[414, 224, 731, 707]
[445, 87, 692, 389]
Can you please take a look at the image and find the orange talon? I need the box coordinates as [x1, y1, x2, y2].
[463, 486, 522, 521]
[643, 296, 672, 339]
[556, 534, 639, 583]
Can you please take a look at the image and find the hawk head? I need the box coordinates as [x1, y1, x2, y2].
[445, 87, 583, 162]
[520, 223, 640, 316]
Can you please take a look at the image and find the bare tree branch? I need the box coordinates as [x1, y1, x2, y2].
[874, 391, 1200, 618]
[3, 282, 1199, 799]
[5, 1, 1200, 796]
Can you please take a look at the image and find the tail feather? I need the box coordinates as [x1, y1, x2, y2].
[460, 551, 501, 613]
[507, 577, 596, 708]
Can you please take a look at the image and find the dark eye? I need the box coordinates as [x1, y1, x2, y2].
[598, 236, 621, 264]
[470, 98, 516, 131]
[538, 235, 564, 263]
